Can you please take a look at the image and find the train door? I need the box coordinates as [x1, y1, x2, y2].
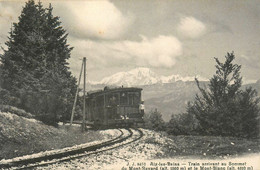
[128, 91, 141, 118]
[107, 93, 119, 119]
[119, 91, 128, 118]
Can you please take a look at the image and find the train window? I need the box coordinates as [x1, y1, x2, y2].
[134, 92, 140, 105]
[96, 96, 104, 107]
[91, 100, 96, 107]
[120, 92, 127, 105]
[107, 93, 119, 106]
[128, 92, 140, 105]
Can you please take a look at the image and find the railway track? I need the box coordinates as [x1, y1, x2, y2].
[0, 128, 143, 169]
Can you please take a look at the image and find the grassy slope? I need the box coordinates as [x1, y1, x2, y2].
[0, 111, 106, 160]
[145, 131, 260, 159]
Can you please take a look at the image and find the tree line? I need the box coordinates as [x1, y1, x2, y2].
[0, 0, 77, 125]
[145, 52, 260, 138]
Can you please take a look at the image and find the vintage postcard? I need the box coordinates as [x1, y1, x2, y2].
[0, 0, 259, 169]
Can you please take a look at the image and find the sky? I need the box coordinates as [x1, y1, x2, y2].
[0, 0, 259, 83]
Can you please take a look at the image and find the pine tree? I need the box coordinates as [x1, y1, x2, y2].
[0, 0, 77, 125]
[1, 0, 47, 109]
[187, 52, 260, 138]
[1, 1, 45, 92]
[37, 4, 77, 124]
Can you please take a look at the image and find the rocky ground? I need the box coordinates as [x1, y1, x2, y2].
[35, 129, 170, 169]
[36, 129, 260, 170]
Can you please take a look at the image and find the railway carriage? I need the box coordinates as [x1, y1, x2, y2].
[86, 86, 144, 127]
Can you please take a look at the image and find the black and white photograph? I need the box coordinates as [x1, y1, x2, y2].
[0, 0, 259, 169]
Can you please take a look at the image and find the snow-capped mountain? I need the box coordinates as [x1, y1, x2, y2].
[93, 67, 208, 86]
[160, 74, 207, 83]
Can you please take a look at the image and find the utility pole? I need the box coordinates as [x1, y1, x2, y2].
[82, 57, 86, 131]
[70, 60, 84, 126]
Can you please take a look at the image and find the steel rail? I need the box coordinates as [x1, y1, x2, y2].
[0, 128, 143, 169]
[29, 128, 144, 169]
[0, 129, 125, 169]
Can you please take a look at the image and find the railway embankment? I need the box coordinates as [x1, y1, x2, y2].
[0, 110, 118, 160]
[33, 129, 260, 170]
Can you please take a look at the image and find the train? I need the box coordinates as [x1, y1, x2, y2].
[85, 86, 145, 128]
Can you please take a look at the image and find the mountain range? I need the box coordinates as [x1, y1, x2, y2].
[91, 67, 208, 86]
[88, 67, 259, 121]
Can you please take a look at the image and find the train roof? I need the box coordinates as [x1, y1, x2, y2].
[87, 86, 142, 97]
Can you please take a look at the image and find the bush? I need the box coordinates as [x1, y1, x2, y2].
[166, 109, 200, 136]
[35, 114, 58, 127]
[0, 105, 34, 119]
[0, 88, 20, 106]
[144, 109, 165, 131]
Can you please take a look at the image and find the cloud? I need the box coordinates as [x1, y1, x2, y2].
[0, 3, 17, 26]
[54, 1, 132, 40]
[177, 16, 206, 39]
[117, 35, 183, 67]
[237, 54, 260, 69]
[0, 3, 19, 51]
[68, 35, 183, 76]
